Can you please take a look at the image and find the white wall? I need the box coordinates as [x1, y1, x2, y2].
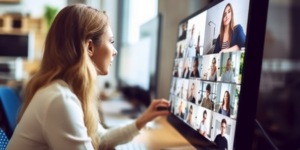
[0, 0, 67, 18]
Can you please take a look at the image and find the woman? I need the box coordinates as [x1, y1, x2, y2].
[177, 44, 183, 58]
[7, 4, 169, 150]
[190, 58, 200, 78]
[218, 91, 231, 117]
[186, 105, 194, 127]
[208, 57, 217, 81]
[213, 3, 246, 53]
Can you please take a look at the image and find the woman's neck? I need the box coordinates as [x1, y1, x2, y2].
[223, 103, 227, 110]
[224, 24, 230, 34]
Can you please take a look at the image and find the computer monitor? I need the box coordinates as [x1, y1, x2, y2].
[0, 33, 34, 59]
[167, 0, 269, 149]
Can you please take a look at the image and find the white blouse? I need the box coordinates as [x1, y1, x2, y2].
[6, 80, 139, 150]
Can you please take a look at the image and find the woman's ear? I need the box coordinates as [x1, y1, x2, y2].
[87, 39, 94, 57]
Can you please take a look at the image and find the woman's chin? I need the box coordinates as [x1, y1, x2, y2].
[97, 70, 109, 76]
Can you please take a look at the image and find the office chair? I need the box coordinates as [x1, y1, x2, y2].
[0, 127, 9, 150]
[0, 86, 21, 139]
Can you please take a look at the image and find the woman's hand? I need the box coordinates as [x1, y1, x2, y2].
[136, 99, 170, 130]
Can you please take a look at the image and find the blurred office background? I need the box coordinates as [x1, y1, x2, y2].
[0, 0, 299, 149]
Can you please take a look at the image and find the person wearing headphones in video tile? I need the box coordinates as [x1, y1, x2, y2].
[214, 3, 246, 54]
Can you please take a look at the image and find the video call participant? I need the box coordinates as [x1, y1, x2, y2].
[221, 58, 235, 83]
[177, 44, 183, 58]
[187, 83, 196, 103]
[214, 119, 228, 150]
[176, 101, 185, 119]
[178, 22, 187, 41]
[208, 57, 217, 81]
[186, 24, 196, 57]
[182, 59, 190, 79]
[200, 84, 214, 110]
[218, 91, 231, 117]
[171, 79, 177, 94]
[172, 102, 175, 113]
[173, 63, 179, 77]
[190, 58, 200, 78]
[199, 110, 207, 137]
[195, 31, 201, 56]
[177, 82, 184, 99]
[186, 105, 194, 127]
[213, 3, 246, 54]
[170, 100, 173, 112]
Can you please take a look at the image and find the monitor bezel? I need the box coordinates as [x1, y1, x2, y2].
[167, 0, 269, 149]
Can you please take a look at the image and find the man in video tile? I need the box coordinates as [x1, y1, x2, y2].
[199, 110, 207, 137]
[221, 58, 235, 83]
[200, 84, 214, 110]
[214, 119, 228, 150]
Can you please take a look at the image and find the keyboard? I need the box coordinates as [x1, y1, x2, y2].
[115, 142, 147, 150]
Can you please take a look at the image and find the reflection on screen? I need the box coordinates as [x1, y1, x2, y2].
[169, 0, 250, 150]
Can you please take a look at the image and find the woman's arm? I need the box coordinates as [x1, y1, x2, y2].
[97, 121, 140, 150]
[98, 99, 170, 149]
[219, 45, 240, 53]
[213, 36, 221, 53]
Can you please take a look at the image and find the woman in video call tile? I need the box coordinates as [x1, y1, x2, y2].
[219, 91, 231, 117]
[186, 105, 194, 127]
[177, 44, 183, 58]
[200, 84, 214, 110]
[178, 22, 187, 41]
[213, 3, 246, 54]
[173, 63, 179, 77]
[190, 58, 200, 78]
[202, 57, 217, 81]
[171, 79, 177, 94]
[187, 83, 196, 103]
[221, 58, 235, 83]
[182, 59, 190, 79]
[177, 101, 185, 119]
[214, 119, 228, 150]
[199, 110, 208, 137]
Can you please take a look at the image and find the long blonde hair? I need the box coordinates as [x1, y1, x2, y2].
[18, 4, 109, 148]
[220, 3, 235, 46]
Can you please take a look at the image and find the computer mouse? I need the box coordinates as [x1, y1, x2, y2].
[156, 106, 169, 111]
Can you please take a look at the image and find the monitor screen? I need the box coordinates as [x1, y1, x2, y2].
[0, 34, 29, 57]
[169, 0, 250, 150]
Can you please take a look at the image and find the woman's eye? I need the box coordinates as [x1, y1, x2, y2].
[111, 41, 115, 44]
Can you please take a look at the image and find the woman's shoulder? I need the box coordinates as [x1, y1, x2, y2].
[34, 80, 81, 108]
[234, 24, 243, 32]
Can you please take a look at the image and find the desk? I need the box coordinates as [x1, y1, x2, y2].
[132, 116, 196, 150]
